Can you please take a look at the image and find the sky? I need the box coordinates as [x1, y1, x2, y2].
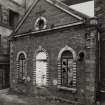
[70, 0, 94, 17]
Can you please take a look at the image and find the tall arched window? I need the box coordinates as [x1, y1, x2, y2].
[58, 46, 76, 90]
[36, 51, 48, 86]
[17, 52, 27, 83]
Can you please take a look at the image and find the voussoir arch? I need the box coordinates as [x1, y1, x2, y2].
[57, 45, 76, 61]
[16, 51, 27, 61]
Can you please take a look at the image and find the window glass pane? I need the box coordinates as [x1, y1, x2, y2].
[61, 59, 68, 86]
[61, 50, 74, 88]
[68, 59, 73, 87]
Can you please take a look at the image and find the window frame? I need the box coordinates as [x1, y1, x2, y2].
[16, 51, 27, 84]
[34, 17, 47, 31]
[57, 46, 77, 92]
[61, 57, 74, 88]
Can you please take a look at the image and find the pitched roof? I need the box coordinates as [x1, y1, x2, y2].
[14, 0, 90, 33]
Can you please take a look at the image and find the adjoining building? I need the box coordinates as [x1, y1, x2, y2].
[95, 0, 105, 102]
[0, 0, 25, 89]
[10, 0, 98, 105]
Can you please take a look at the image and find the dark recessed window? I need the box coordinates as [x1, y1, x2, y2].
[61, 50, 75, 88]
[38, 18, 44, 29]
[9, 10, 19, 27]
[78, 51, 85, 62]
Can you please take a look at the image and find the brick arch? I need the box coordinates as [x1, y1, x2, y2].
[57, 45, 76, 61]
[33, 46, 48, 61]
[33, 46, 49, 86]
[16, 51, 27, 61]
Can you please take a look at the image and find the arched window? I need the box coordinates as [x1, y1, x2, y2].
[34, 17, 47, 31]
[61, 50, 74, 87]
[58, 46, 76, 90]
[17, 52, 27, 83]
[36, 51, 48, 86]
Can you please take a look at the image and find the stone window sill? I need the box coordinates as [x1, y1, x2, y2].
[58, 86, 77, 93]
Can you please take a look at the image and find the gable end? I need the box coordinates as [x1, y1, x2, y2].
[14, 0, 89, 34]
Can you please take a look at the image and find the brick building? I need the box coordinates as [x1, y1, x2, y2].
[95, 0, 105, 102]
[10, 0, 98, 105]
[0, 0, 25, 89]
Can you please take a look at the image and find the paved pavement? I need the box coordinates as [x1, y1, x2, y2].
[0, 89, 75, 105]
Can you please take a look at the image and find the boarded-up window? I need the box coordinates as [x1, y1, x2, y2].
[36, 51, 47, 86]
